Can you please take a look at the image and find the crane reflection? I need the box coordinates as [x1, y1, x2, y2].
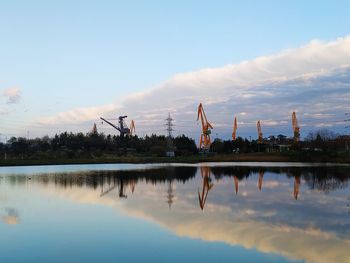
[198, 167, 214, 210]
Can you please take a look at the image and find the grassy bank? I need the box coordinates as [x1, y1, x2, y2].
[0, 152, 349, 167]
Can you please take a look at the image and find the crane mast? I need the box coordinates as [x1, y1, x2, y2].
[197, 103, 213, 151]
[257, 121, 263, 144]
[292, 112, 300, 142]
[129, 120, 136, 136]
[232, 116, 237, 140]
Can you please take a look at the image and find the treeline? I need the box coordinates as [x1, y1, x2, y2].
[0, 131, 197, 159]
[210, 129, 350, 154]
[0, 128, 349, 160]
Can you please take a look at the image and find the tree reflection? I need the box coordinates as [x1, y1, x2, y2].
[2, 165, 349, 206]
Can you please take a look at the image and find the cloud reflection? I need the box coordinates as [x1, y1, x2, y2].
[2, 208, 19, 225]
[1, 165, 350, 263]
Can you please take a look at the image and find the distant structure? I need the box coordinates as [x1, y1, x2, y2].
[292, 112, 300, 142]
[129, 120, 136, 136]
[197, 103, 213, 151]
[165, 113, 175, 157]
[91, 123, 98, 135]
[232, 116, 238, 140]
[345, 113, 350, 130]
[100, 115, 131, 137]
[257, 121, 263, 144]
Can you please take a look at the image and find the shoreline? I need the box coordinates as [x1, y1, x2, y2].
[1, 152, 349, 167]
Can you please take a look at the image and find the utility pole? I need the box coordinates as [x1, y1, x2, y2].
[165, 113, 175, 157]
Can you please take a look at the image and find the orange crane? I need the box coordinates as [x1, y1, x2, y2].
[129, 120, 136, 136]
[257, 121, 263, 143]
[292, 112, 300, 142]
[197, 103, 213, 150]
[232, 116, 238, 140]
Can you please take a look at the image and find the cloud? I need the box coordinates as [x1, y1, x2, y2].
[2, 87, 21, 104]
[37, 104, 118, 125]
[35, 36, 350, 137]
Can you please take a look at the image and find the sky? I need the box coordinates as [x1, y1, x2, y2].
[1, 0, 350, 140]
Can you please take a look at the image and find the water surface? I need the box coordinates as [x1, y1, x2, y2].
[0, 163, 349, 263]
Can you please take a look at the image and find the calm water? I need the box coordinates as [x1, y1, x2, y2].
[0, 163, 349, 263]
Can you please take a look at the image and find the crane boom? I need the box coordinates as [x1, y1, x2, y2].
[232, 116, 237, 140]
[100, 117, 121, 132]
[197, 103, 213, 150]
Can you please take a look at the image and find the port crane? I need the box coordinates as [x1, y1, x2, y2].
[232, 116, 238, 140]
[197, 103, 213, 150]
[100, 115, 135, 137]
[292, 112, 300, 142]
[257, 121, 263, 143]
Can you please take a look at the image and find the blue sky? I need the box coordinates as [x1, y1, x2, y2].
[1, 1, 350, 139]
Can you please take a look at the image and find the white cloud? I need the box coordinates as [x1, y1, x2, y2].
[35, 36, 350, 137]
[2, 87, 21, 104]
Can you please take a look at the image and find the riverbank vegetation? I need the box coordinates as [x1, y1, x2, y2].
[0, 128, 349, 166]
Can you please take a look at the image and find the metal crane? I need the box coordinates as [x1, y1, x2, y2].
[232, 116, 238, 140]
[292, 112, 300, 142]
[100, 115, 131, 137]
[197, 103, 213, 150]
[257, 121, 263, 144]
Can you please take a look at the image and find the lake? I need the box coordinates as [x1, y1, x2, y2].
[0, 162, 349, 263]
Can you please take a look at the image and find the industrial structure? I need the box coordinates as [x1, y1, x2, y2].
[232, 116, 237, 140]
[257, 121, 263, 144]
[98, 103, 305, 153]
[129, 120, 136, 136]
[197, 103, 213, 151]
[292, 112, 300, 142]
[165, 113, 175, 157]
[100, 115, 135, 137]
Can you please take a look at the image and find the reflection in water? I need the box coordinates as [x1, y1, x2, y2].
[167, 181, 174, 208]
[258, 170, 264, 191]
[1, 208, 19, 225]
[198, 167, 214, 210]
[294, 175, 301, 200]
[234, 175, 239, 195]
[1, 165, 350, 263]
